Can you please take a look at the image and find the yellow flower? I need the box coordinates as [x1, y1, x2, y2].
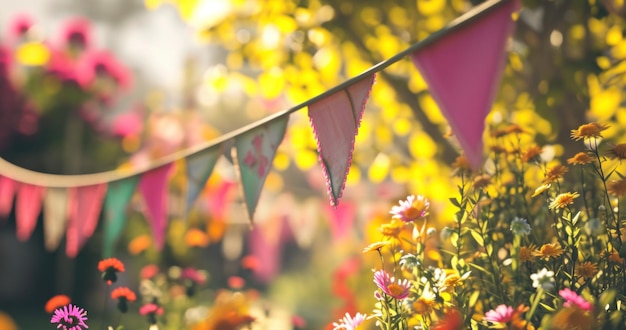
[532, 184, 551, 197]
[574, 261, 598, 280]
[378, 220, 403, 238]
[519, 245, 537, 262]
[607, 143, 626, 160]
[543, 165, 568, 184]
[533, 242, 564, 259]
[362, 241, 390, 253]
[567, 152, 594, 165]
[549, 192, 580, 209]
[522, 145, 542, 163]
[607, 178, 626, 197]
[570, 122, 609, 141]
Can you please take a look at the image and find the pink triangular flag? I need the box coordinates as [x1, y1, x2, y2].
[411, 0, 520, 169]
[325, 201, 356, 242]
[66, 183, 107, 257]
[0, 175, 18, 219]
[308, 74, 375, 206]
[139, 163, 173, 250]
[16, 183, 44, 241]
[44, 188, 68, 251]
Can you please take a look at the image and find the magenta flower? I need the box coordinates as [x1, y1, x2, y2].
[332, 312, 367, 330]
[390, 194, 430, 223]
[79, 50, 132, 91]
[140, 303, 163, 325]
[484, 304, 514, 323]
[559, 288, 592, 311]
[50, 304, 88, 330]
[373, 270, 411, 300]
[7, 13, 34, 42]
[180, 267, 207, 285]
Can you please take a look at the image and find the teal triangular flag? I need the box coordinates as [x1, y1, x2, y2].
[185, 146, 221, 211]
[102, 176, 139, 257]
[234, 116, 288, 223]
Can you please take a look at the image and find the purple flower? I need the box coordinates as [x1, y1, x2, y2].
[484, 304, 514, 323]
[332, 312, 367, 330]
[373, 270, 411, 300]
[390, 195, 430, 223]
[559, 288, 592, 311]
[50, 304, 88, 330]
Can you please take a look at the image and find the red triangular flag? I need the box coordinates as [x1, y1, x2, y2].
[16, 183, 44, 241]
[308, 74, 375, 206]
[0, 175, 18, 219]
[411, 0, 519, 169]
[139, 163, 173, 250]
[66, 183, 107, 257]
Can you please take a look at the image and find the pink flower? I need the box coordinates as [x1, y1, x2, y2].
[139, 303, 163, 326]
[332, 312, 367, 330]
[180, 267, 206, 285]
[111, 111, 143, 137]
[60, 17, 92, 50]
[7, 13, 34, 42]
[390, 194, 430, 223]
[559, 288, 593, 311]
[373, 270, 411, 300]
[484, 304, 514, 323]
[79, 50, 132, 90]
[50, 304, 88, 330]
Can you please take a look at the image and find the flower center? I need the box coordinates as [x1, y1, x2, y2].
[386, 283, 405, 297]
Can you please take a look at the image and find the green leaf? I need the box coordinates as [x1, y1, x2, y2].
[470, 230, 485, 246]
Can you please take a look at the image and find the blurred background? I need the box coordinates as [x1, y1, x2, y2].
[0, 0, 625, 328]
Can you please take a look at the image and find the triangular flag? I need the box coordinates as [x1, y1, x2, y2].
[410, 0, 520, 169]
[185, 146, 221, 211]
[325, 201, 356, 242]
[233, 116, 288, 222]
[15, 183, 44, 241]
[66, 183, 107, 257]
[0, 175, 18, 219]
[139, 163, 173, 250]
[308, 74, 375, 206]
[103, 176, 139, 257]
[43, 188, 69, 251]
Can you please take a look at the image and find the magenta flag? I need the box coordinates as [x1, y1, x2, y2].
[139, 163, 173, 250]
[15, 183, 44, 241]
[66, 183, 107, 257]
[308, 74, 375, 206]
[0, 175, 18, 219]
[411, 0, 520, 169]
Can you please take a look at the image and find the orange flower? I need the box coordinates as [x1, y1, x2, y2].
[45, 295, 71, 313]
[549, 306, 596, 330]
[609, 250, 624, 264]
[128, 235, 152, 255]
[567, 152, 594, 165]
[111, 287, 137, 302]
[533, 242, 564, 259]
[378, 220, 403, 238]
[607, 143, 626, 160]
[608, 178, 626, 197]
[543, 165, 568, 184]
[185, 228, 210, 247]
[522, 145, 542, 163]
[491, 124, 525, 137]
[510, 305, 533, 330]
[473, 174, 492, 189]
[412, 296, 435, 315]
[98, 258, 125, 285]
[519, 245, 537, 262]
[0, 311, 17, 330]
[549, 192, 580, 209]
[570, 122, 609, 141]
[432, 308, 463, 330]
[451, 155, 472, 175]
[575, 261, 599, 280]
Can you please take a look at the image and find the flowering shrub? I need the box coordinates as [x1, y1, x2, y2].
[335, 122, 626, 329]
